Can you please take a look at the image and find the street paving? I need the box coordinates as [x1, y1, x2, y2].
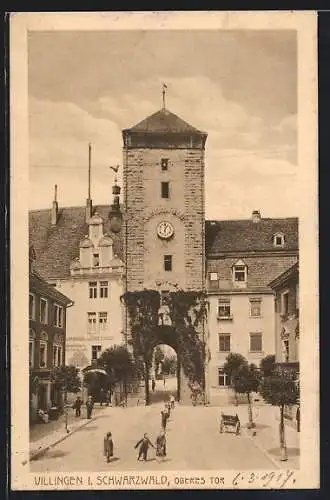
[30, 402, 279, 472]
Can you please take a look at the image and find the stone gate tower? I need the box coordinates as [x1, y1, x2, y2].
[122, 107, 207, 293]
[122, 105, 207, 403]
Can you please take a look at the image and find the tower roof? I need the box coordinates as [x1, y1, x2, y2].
[124, 108, 206, 135]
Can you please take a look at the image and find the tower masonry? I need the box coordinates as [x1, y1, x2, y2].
[122, 108, 207, 294]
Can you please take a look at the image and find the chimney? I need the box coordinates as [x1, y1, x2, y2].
[252, 210, 261, 223]
[51, 184, 59, 225]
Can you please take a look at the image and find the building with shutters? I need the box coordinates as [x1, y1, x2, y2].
[206, 213, 298, 405]
[29, 246, 73, 419]
[269, 262, 299, 372]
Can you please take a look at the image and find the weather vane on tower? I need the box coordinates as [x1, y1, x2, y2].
[109, 164, 120, 184]
[162, 83, 168, 110]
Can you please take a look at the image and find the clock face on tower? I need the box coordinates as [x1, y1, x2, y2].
[157, 221, 174, 239]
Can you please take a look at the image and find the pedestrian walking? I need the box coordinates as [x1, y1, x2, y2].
[103, 432, 114, 463]
[134, 433, 155, 461]
[296, 406, 300, 432]
[99, 388, 105, 407]
[164, 401, 171, 419]
[152, 379, 156, 392]
[72, 396, 83, 417]
[161, 410, 168, 431]
[156, 431, 167, 462]
[86, 395, 94, 419]
[170, 394, 175, 410]
[105, 390, 111, 407]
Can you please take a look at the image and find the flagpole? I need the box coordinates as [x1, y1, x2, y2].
[88, 143, 91, 200]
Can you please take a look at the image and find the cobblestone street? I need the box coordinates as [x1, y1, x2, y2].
[29, 398, 299, 472]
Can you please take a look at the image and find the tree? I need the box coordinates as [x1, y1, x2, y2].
[233, 363, 261, 428]
[53, 365, 81, 432]
[260, 354, 276, 378]
[121, 290, 161, 405]
[53, 365, 81, 395]
[97, 344, 138, 400]
[167, 290, 208, 391]
[260, 370, 299, 461]
[223, 353, 248, 406]
[162, 355, 177, 375]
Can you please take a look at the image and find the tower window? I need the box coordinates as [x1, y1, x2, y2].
[161, 158, 169, 171]
[161, 182, 169, 199]
[164, 255, 172, 271]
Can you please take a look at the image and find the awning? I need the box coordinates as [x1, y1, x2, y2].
[82, 366, 107, 375]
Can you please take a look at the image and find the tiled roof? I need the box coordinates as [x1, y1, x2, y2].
[207, 255, 298, 293]
[29, 205, 123, 280]
[29, 270, 73, 304]
[123, 108, 206, 135]
[206, 217, 298, 255]
[268, 261, 299, 289]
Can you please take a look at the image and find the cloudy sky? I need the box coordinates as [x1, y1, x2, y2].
[28, 29, 297, 219]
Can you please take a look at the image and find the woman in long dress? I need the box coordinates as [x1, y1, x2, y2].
[103, 432, 114, 463]
[156, 431, 167, 462]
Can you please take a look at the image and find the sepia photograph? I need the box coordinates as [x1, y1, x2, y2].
[10, 11, 318, 490]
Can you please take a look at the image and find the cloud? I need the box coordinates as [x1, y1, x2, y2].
[29, 89, 298, 218]
[205, 149, 298, 219]
[29, 97, 122, 169]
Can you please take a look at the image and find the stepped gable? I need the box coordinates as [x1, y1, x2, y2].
[123, 108, 206, 135]
[205, 217, 298, 255]
[29, 205, 123, 280]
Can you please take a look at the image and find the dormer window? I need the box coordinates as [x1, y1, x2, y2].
[232, 259, 247, 286]
[93, 253, 100, 267]
[273, 232, 285, 247]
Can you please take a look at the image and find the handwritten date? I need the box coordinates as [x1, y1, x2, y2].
[232, 470, 296, 489]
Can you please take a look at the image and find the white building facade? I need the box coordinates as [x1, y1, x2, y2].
[53, 213, 125, 369]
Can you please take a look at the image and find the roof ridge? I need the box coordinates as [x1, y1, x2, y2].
[206, 216, 299, 223]
[124, 107, 206, 134]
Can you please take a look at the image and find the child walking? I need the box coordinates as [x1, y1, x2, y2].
[134, 433, 155, 461]
[103, 432, 114, 463]
[156, 431, 167, 462]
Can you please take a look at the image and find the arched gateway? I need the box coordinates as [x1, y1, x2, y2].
[122, 102, 208, 405]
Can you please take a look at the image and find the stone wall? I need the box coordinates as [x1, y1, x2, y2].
[123, 147, 205, 292]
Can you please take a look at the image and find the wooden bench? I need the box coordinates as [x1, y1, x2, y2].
[220, 413, 241, 435]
